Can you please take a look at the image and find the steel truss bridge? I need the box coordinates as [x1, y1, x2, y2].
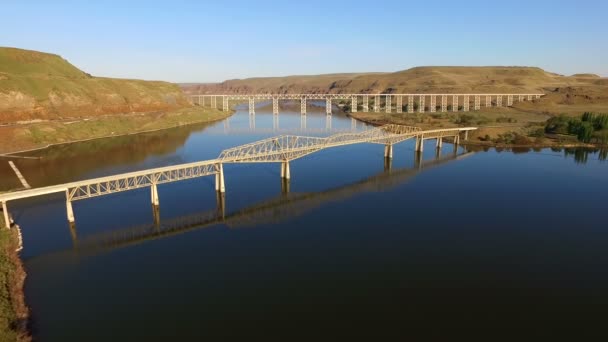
[189, 93, 545, 115]
[0, 124, 476, 231]
[32, 150, 473, 258]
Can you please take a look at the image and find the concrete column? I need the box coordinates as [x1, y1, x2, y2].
[497, 95, 503, 107]
[223, 96, 228, 111]
[396, 96, 402, 113]
[419, 95, 425, 113]
[326, 98, 332, 115]
[66, 190, 75, 223]
[384, 144, 393, 159]
[374, 95, 380, 112]
[454, 134, 461, 145]
[408, 95, 414, 113]
[281, 178, 290, 194]
[350, 96, 356, 113]
[363, 95, 369, 112]
[463, 95, 469, 112]
[507, 95, 513, 106]
[272, 97, 279, 115]
[527, 95, 532, 101]
[464, 130, 469, 141]
[249, 97, 255, 115]
[452, 95, 459, 112]
[218, 163, 225, 193]
[441, 95, 447, 112]
[301, 97, 307, 115]
[486, 95, 492, 107]
[281, 161, 290, 180]
[430, 95, 436, 113]
[150, 183, 159, 206]
[2, 201, 10, 229]
[385, 95, 391, 113]
[212, 96, 216, 108]
[475, 95, 480, 110]
[436, 136, 443, 149]
[415, 135, 424, 152]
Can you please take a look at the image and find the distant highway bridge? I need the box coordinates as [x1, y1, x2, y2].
[0, 124, 475, 230]
[189, 93, 545, 115]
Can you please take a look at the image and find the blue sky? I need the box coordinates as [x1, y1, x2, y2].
[1, 0, 607, 82]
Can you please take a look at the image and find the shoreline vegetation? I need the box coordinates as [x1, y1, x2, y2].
[0, 216, 30, 342]
[346, 106, 608, 150]
[0, 106, 233, 156]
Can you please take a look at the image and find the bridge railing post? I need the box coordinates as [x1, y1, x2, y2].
[441, 95, 447, 112]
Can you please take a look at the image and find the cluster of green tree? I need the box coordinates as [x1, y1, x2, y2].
[545, 112, 608, 143]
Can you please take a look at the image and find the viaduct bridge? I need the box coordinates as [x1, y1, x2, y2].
[0, 124, 475, 230]
[189, 93, 545, 115]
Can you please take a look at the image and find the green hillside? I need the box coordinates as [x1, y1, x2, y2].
[0, 47, 190, 123]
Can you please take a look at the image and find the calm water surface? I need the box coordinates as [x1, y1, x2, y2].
[3, 102, 608, 340]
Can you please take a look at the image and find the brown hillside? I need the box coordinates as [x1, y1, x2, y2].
[0, 47, 191, 124]
[183, 66, 608, 115]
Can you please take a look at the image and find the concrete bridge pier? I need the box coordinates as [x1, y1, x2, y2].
[248, 97, 255, 115]
[273, 114, 279, 131]
[351, 96, 357, 113]
[452, 95, 459, 112]
[326, 98, 332, 115]
[374, 95, 380, 112]
[464, 130, 469, 141]
[2, 201, 11, 228]
[419, 95, 425, 113]
[272, 97, 279, 115]
[150, 184, 159, 206]
[66, 190, 75, 223]
[430, 95, 436, 113]
[507, 95, 513, 106]
[301, 97, 307, 115]
[363, 96, 369, 112]
[475, 95, 480, 110]
[386, 95, 391, 113]
[497, 95, 503, 107]
[415, 134, 425, 152]
[436, 136, 443, 149]
[280, 161, 291, 180]
[441, 95, 447, 112]
[463, 95, 470, 112]
[384, 144, 393, 159]
[408, 96, 414, 113]
[215, 164, 225, 193]
[223, 96, 229, 112]
[325, 115, 332, 130]
[301, 115, 307, 130]
[486, 95, 492, 108]
[396, 96, 402, 113]
[68, 222, 78, 248]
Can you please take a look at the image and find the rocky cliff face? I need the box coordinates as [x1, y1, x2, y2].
[0, 47, 190, 124]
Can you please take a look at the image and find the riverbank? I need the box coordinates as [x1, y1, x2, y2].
[0, 216, 30, 342]
[348, 109, 606, 149]
[0, 106, 233, 155]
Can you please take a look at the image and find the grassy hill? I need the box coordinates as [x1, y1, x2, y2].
[0, 47, 191, 124]
[184, 66, 608, 115]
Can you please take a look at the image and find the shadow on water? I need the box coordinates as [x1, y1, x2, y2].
[28, 150, 473, 262]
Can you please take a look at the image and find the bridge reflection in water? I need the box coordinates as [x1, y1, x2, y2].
[61, 149, 473, 256]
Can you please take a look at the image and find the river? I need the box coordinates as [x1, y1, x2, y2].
[4, 101, 608, 340]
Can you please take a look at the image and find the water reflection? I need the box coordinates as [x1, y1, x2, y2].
[34, 150, 472, 259]
[465, 145, 607, 164]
